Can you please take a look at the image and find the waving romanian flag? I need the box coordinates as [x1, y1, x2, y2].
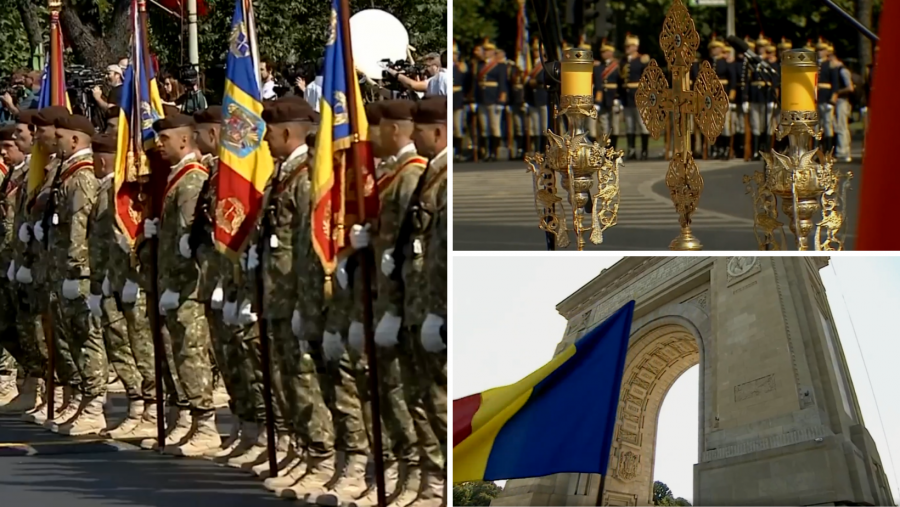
[312, 0, 371, 292]
[27, 9, 69, 207]
[454, 301, 634, 483]
[215, 0, 274, 259]
[114, 0, 165, 247]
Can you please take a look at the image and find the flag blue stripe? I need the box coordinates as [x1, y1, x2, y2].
[226, 0, 262, 101]
[323, 0, 351, 144]
[484, 301, 635, 481]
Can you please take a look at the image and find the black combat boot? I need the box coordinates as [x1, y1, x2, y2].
[640, 134, 649, 160]
[627, 134, 637, 160]
[751, 135, 760, 161]
[479, 137, 489, 161]
[610, 135, 618, 150]
[515, 135, 525, 159]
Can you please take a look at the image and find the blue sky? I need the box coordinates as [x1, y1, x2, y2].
[453, 255, 900, 504]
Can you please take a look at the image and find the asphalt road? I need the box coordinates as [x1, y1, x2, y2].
[453, 153, 862, 251]
[0, 395, 279, 506]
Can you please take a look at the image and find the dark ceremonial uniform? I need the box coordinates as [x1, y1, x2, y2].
[620, 54, 650, 159]
[817, 59, 840, 150]
[508, 64, 527, 158]
[592, 58, 622, 147]
[525, 61, 548, 153]
[474, 58, 508, 159]
[743, 63, 777, 158]
[452, 61, 466, 152]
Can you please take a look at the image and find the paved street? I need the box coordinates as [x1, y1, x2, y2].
[454, 154, 862, 251]
[0, 395, 278, 506]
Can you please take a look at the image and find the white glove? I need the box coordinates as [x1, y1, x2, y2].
[767, 102, 775, 110]
[62, 279, 81, 300]
[6, 261, 15, 282]
[210, 282, 224, 309]
[246, 245, 259, 271]
[729, 102, 737, 111]
[237, 299, 257, 325]
[374, 312, 402, 348]
[269, 234, 279, 249]
[122, 279, 139, 303]
[223, 301, 238, 325]
[240, 251, 248, 271]
[323, 331, 345, 361]
[102, 273, 111, 297]
[18, 223, 31, 243]
[16, 266, 32, 284]
[421, 313, 446, 352]
[613, 99, 622, 112]
[33, 221, 44, 242]
[88, 294, 103, 318]
[348, 321, 365, 352]
[381, 248, 395, 278]
[741, 102, 749, 114]
[179, 234, 192, 259]
[291, 310, 302, 338]
[143, 218, 159, 238]
[336, 258, 349, 290]
[349, 223, 370, 250]
[159, 289, 180, 314]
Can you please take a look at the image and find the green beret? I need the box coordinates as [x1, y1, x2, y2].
[262, 98, 315, 124]
[54, 114, 97, 136]
[365, 102, 383, 126]
[194, 105, 224, 125]
[380, 100, 415, 121]
[412, 97, 447, 124]
[91, 133, 118, 154]
[153, 114, 196, 133]
[0, 126, 16, 142]
[32, 106, 71, 127]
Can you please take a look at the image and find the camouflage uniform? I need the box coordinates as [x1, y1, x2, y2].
[89, 173, 143, 402]
[254, 146, 334, 456]
[0, 162, 28, 376]
[372, 146, 428, 467]
[48, 150, 107, 398]
[158, 153, 214, 414]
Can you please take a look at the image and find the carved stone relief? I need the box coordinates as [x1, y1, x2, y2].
[726, 256, 760, 286]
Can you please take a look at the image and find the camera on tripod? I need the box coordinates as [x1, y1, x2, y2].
[179, 65, 200, 88]
[0, 77, 27, 103]
[380, 59, 426, 82]
[66, 65, 105, 91]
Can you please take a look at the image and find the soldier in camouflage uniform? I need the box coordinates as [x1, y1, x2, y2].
[17, 107, 82, 425]
[350, 99, 430, 505]
[410, 97, 449, 507]
[45, 113, 107, 436]
[0, 126, 24, 407]
[0, 112, 50, 414]
[241, 98, 335, 498]
[146, 114, 220, 456]
[85, 132, 148, 438]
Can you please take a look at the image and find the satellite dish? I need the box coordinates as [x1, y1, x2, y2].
[349, 9, 410, 81]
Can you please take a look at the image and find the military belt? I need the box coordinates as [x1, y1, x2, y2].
[453, 86, 463, 92]
[603, 83, 618, 89]
[718, 79, 729, 85]
[818, 83, 832, 89]
[751, 81, 768, 86]
[479, 81, 499, 88]
[625, 83, 639, 89]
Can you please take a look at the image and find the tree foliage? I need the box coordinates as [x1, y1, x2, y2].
[453, 481, 504, 506]
[653, 480, 692, 506]
[2, 0, 446, 79]
[454, 0, 882, 71]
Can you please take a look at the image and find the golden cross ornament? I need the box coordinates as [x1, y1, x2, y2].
[636, 0, 728, 250]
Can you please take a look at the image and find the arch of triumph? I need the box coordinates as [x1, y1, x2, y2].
[492, 257, 895, 506]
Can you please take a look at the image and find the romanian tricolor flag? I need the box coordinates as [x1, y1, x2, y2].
[27, 9, 69, 206]
[214, 0, 274, 259]
[454, 301, 635, 483]
[312, 0, 371, 291]
[114, 0, 165, 247]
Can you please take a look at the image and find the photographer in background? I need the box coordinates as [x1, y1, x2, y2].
[304, 58, 325, 111]
[177, 65, 208, 115]
[259, 60, 277, 100]
[1, 70, 38, 123]
[91, 64, 124, 112]
[384, 52, 447, 97]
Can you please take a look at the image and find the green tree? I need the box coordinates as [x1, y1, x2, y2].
[453, 481, 504, 506]
[653, 480, 692, 506]
[0, 4, 34, 75]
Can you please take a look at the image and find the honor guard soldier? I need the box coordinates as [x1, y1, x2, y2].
[710, 35, 735, 159]
[593, 39, 622, 149]
[816, 38, 840, 153]
[743, 34, 776, 160]
[525, 38, 549, 154]
[620, 33, 650, 160]
[507, 48, 528, 160]
[831, 50, 855, 162]
[452, 41, 467, 161]
[474, 40, 508, 161]
[733, 38, 756, 159]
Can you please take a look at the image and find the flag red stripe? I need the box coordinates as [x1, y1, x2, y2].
[214, 161, 264, 254]
[856, 1, 899, 250]
[453, 393, 483, 448]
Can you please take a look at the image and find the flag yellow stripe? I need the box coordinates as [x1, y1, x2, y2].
[453, 343, 577, 483]
[220, 80, 273, 192]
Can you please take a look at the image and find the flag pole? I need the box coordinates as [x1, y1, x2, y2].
[136, 0, 168, 451]
[337, 0, 386, 505]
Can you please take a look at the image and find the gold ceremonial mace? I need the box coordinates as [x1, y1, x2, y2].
[636, 0, 728, 250]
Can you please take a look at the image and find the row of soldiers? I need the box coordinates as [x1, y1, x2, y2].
[452, 33, 857, 162]
[0, 95, 448, 507]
